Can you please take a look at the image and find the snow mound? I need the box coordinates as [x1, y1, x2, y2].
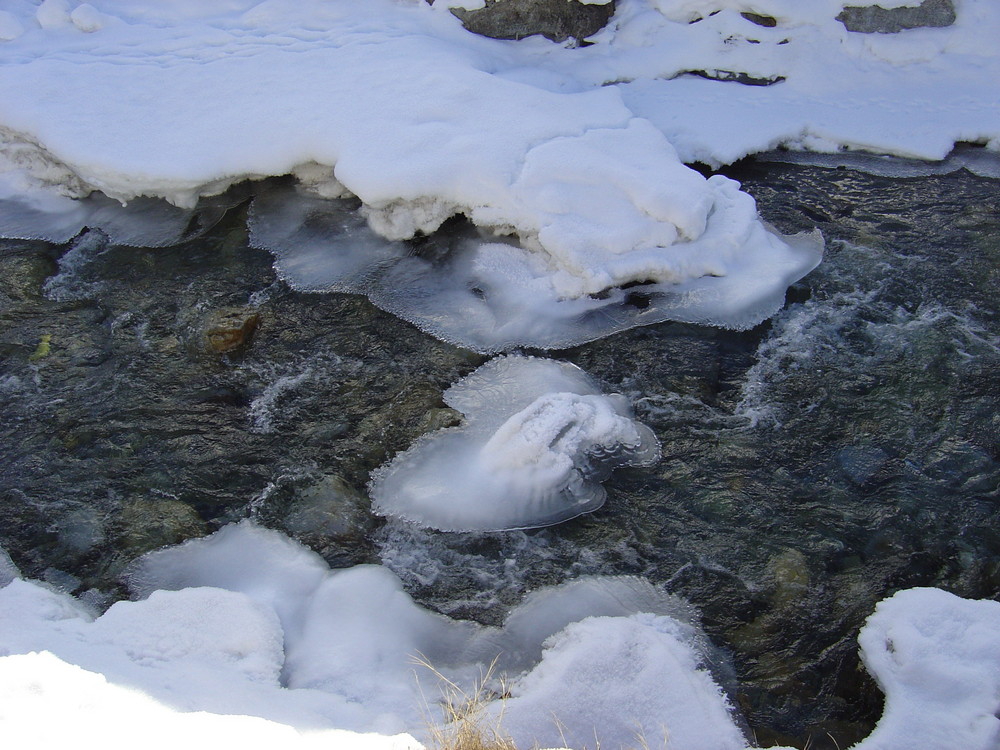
[370, 356, 659, 531]
[494, 613, 748, 750]
[853, 587, 1000, 750]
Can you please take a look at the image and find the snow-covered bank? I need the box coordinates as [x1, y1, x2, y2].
[2, 524, 999, 750]
[0, 0, 834, 348]
[2, 1, 996, 346]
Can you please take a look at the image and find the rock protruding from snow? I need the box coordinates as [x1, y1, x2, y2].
[838, 0, 956, 33]
[370, 356, 659, 531]
[448, 0, 616, 42]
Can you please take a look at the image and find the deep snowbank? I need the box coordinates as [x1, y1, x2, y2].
[1, 0, 826, 349]
[2, 525, 999, 750]
[0, 1, 995, 348]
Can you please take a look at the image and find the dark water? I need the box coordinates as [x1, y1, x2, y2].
[0, 161, 997, 748]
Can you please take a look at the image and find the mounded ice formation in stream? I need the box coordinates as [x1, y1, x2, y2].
[369, 355, 660, 531]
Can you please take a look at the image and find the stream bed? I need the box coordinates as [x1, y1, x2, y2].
[1, 158, 998, 749]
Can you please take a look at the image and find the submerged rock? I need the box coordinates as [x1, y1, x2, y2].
[200, 307, 260, 354]
[118, 498, 208, 557]
[447, 0, 615, 43]
[0, 250, 56, 304]
[280, 474, 377, 563]
[837, 0, 956, 33]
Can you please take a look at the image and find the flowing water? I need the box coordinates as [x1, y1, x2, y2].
[0, 158, 998, 748]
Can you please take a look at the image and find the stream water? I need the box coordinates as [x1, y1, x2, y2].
[0, 157, 997, 749]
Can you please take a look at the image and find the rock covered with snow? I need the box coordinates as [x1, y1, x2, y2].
[852, 587, 1000, 750]
[494, 613, 748, 750]
[369, 356, 659, 531]
[3, 527, 1000, 750]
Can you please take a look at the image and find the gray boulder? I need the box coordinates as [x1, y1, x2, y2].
[837, 0, 956, 33]
[447, 0, 616, 43]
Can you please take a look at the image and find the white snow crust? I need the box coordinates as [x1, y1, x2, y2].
[3, 528, 999, 750]
[0, 524, 740, 749]
[0, 0, 830, 350]
[369, 355, 659, 531]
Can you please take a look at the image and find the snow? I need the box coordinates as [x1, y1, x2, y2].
[0, 524, 742, 748]
[6, 0, 991, 347]
[252, 176, 820, 351]
[1, 0, 999, 747]
[493, 614, 748, 750]
[369, 356, 659, 531]
[852, 588, 1000, 750]
[0, 11, 24, 41]
[0, 0, 829, 349]
[0, 652, 412, 750]
[2, 1, 991, 347]
[3, 526, 998, 750]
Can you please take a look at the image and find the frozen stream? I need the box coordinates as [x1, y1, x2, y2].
[0, 157, 998, 748]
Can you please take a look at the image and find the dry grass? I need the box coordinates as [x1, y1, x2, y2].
[413, 654, 518, 750]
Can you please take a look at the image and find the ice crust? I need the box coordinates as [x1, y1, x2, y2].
[251, 179, 821, 351]
[369, 356, 659, 531]
[4, 528, 999, 750]
[0, 524, 736, 749]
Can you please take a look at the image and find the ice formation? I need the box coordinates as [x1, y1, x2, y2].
[0, 0, 828, 350]
[369, 356, 659, 531]
[3, 525, 1000, 750]
[0, 524, 743, 749]
[251, 179, 821, 351]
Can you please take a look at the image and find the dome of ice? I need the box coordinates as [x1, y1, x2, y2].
[249, 180, 822, 353]
[369, 355, 660, 532]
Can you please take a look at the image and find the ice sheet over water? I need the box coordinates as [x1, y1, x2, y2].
[250, 181, 822, 352]
[369, 356, 660, 532]
[0, 176, 237, 246]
